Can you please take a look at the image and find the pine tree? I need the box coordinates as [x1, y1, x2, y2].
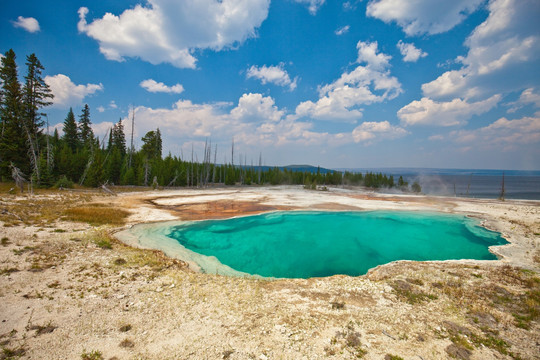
[22, 54, 53, 144]
[62, 108, 79, 151]
[84, 147, 104, 187]
[141, 129, 162, 161]
[79, 104, 94, 145]
[37, 153, 53, 188]
[0, 49, 26, 178]
[155, 128, 162, 159]
[21, 54, 53, 181]
[111, 119, 126, 156]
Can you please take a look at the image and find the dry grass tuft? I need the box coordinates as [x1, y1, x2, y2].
[119, 338, 135, 348]
[391, 279, 438, 304]
[80, 349, 103, 360]
[63, 205, 130, 226]
[119, 324, 132, 332]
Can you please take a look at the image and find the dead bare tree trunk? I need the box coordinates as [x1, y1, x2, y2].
[144, 158, 149, 186]
[10, 163, 26, 193]
[101, 181, 117, 196]
[499, 172, 505, 201]
[128, 105, 135, 169]
[190, 144, 194, 187]
[231, 137, 234, 168]
[212, 144, 217, 184]
[258, 152, 262, 185]
[21, 120, 40, 182]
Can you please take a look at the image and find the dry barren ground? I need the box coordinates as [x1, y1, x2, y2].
[0, 186, 539, 360]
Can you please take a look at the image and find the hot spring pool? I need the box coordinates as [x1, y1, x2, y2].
[166, 211, 507, 279]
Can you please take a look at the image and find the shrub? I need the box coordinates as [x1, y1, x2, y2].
[81, 350, 103, 360]
[54, 175, 74, 189]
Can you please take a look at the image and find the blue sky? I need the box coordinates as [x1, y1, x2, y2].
[2, 0, 539, 170]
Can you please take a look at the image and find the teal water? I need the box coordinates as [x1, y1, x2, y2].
[166, 211, 507, 278]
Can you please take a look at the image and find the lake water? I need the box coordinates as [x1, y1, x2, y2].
[343, 168, 540, 200]
[166, 211, 507, 278]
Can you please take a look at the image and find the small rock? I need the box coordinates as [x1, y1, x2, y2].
[445, 344, 471, 360]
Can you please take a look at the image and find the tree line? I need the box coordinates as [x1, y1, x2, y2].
[0, 49, 420, 193]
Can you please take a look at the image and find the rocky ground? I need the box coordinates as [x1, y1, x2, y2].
[0, 186, 539, 359]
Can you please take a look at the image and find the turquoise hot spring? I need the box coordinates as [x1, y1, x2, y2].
[164, 211, 507, 279]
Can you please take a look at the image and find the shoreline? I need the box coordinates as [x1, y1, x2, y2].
[116, 207, 511, 279]
[115, 185, 540, 273]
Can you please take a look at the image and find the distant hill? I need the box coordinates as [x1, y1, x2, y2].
[241, 164, 336, 174]
[283, 165, 335, 174]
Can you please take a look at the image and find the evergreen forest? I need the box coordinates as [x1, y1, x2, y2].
[0, 49, 418, 192]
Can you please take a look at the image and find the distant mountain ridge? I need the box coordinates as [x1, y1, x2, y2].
[283, 164, 334, 174]
[237, 164, 335, 174]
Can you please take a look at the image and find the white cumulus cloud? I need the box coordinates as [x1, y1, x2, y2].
[356, 40, 391, 70]
[12, 16, 40, 33]
[44, 74, 103, 108]
[421, 0, 540, 99]
[117, 92, 405, 155]
[398, 95, 501, 127]
[294, 0, 326, 15]
[396, 40, 428, 62]
[140, 79, 184, 94]
[246, 64, 297, 91]
[398, 0, 540, 132]
[77, 0, 270, 69]
[352, 121, 408, 143]
[366, 0, 484, 36]
[506, 88, 540, 113]
[230, 93, 284, 123]
[294, 40, 402, 123]
[450, 115, 540, 150]
[335, 25, 350, 36]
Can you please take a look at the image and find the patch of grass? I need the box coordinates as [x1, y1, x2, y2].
[26, 245, 67, 271]
[330, 301, 345, 310]
[88, 230, 115, 250]
[1, 345, 26, 359]
[12, 246, 35, 255]
[533, 249, 540, 264]
[95, 238, 112, 250]
[52, 229, 67, 233]
[47, 281, 60, 289]
[28, 322, 56, 336]
[473, 334, 510, 355]
[63, 206, 130, 226]
[384, 355, 404, 360]
[0, 191, 95, 226]
[0, 267, 19, 276]
[1, 237, 10, 246]
[328, 322, 367, 358]
[119, 324, 132, 332]
[119, 338, 135, 348]
[391, 280, 437, 304]
[113, 258, 127, 266]
[406, 278, 424, 286]
[443, 318, 513, 356]
[81, 350, 103, 360]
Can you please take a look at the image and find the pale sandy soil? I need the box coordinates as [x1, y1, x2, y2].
[1, 186, 539, 360]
